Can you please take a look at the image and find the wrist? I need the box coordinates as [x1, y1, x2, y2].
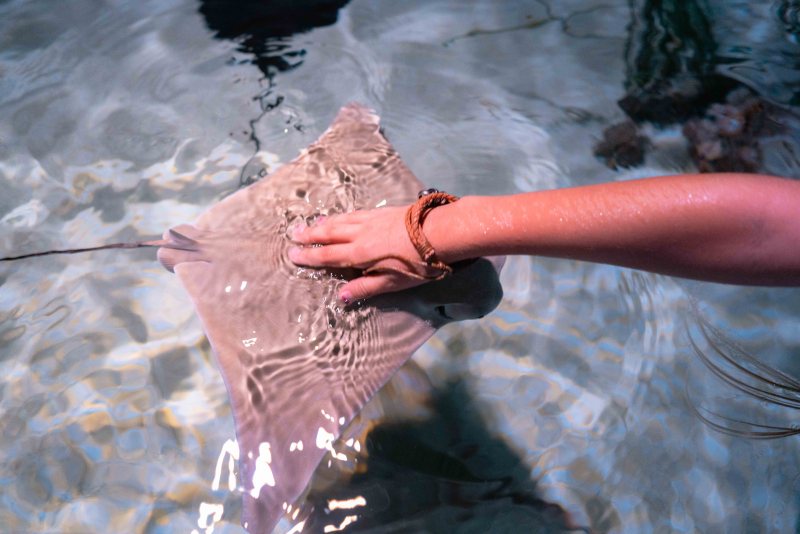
[421, 195, 484, 263]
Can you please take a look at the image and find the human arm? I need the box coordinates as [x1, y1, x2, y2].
[289, 173, 800, 301]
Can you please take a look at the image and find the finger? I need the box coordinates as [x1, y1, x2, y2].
[311, 208, 385, 229]
[334, 209, 375, 222]
[291, 221, 358, 245]
[338, 273, 422, 303]
[288, 244, 353, 267]
[318, 210, 373, 226]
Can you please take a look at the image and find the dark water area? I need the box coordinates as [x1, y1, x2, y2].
[303, 381, 582, 532]
[199, 0, 350, 76]
[198, 0, 352, 188]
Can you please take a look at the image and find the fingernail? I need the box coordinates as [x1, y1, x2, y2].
[314, 216, 327, 226]
[339, 291, 352, 305]
[288, 246, 300, 261]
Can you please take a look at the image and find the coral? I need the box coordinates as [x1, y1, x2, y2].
[683, 89, 787, 173]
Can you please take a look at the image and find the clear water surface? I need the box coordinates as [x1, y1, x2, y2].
[1, 0, 799, 532]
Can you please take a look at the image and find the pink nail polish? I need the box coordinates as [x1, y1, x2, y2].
[339, 291, 352, 304]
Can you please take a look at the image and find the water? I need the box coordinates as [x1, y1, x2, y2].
[1, 0, 800, 532]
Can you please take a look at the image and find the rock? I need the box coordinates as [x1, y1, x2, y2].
[593, 121, 649, 170]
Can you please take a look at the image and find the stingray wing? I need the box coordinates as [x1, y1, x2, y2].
[158, 104, 503, 533]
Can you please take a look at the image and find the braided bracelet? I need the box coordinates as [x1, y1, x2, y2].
[360, 188, 458, 281]
[404, 188, 458, 279]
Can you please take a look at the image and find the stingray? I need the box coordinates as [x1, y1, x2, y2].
[1, 104, 504, 533]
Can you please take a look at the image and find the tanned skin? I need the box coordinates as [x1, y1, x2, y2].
[289, 174, 800, 302]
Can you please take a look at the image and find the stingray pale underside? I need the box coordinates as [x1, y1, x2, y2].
[157, 104, 503, 533]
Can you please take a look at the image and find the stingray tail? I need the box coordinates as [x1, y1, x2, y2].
[0, 240, 169, 262]
[155, 229, 206, 273]
[161, 229, 199, 252]
[0, 228, 204, 263]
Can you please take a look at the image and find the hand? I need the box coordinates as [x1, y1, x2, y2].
[288, 206, 429, 302]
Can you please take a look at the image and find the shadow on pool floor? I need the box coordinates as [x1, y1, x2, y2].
[302, 380, 602, 533]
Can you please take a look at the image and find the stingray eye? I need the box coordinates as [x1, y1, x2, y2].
[435, 305, 452, 320]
